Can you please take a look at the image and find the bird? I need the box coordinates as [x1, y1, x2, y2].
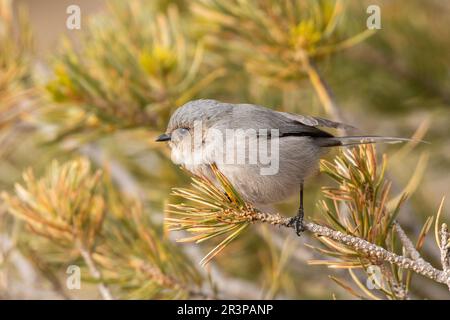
[156, 99, 412, 235]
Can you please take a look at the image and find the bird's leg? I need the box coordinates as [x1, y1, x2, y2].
[288, 181, 306, 236]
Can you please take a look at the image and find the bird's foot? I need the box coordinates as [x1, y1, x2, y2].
[288, 214, 306, 236]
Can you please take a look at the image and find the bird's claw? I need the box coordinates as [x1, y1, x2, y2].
[288, 214, 306, 236]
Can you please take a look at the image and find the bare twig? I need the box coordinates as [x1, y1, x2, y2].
[394, 221, 429, 265]
[242, 210, 450, 291]
[440, 224, 450, 289]
[79, 245, 114, 300]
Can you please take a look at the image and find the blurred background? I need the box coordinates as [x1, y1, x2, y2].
[0, 0, 448, 299]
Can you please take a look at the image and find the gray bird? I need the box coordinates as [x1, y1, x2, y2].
[156, 99, 411, 234]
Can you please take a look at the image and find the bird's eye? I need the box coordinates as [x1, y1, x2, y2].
[178, 127, 189, 135]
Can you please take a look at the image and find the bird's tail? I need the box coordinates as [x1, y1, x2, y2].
[315, 135, 417, 148]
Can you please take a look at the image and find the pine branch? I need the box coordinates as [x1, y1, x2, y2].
[83, 144, 266, 299]
[167, 156, 450, 295]
[136, 261, 214, 300]
[244, 211, 450, 290]
[194, 0, 370, 116]
[176, 196, 450, 289]
[2, 158, 207, 299]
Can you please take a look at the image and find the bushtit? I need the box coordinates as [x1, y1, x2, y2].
[156, 99, 411, 234]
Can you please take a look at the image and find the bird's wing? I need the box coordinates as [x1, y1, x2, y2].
[278, 111, 356, 132]
[222, 104, 337, 138]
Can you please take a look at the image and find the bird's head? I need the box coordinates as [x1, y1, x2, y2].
[156, 99, 226, 147]
[155, 99, 229, 167]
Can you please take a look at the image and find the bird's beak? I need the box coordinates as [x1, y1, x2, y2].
[155, 133, 171, 142]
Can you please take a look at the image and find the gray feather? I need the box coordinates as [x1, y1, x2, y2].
[315, 136, 415, 147]
[279, 112, 357, 132]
